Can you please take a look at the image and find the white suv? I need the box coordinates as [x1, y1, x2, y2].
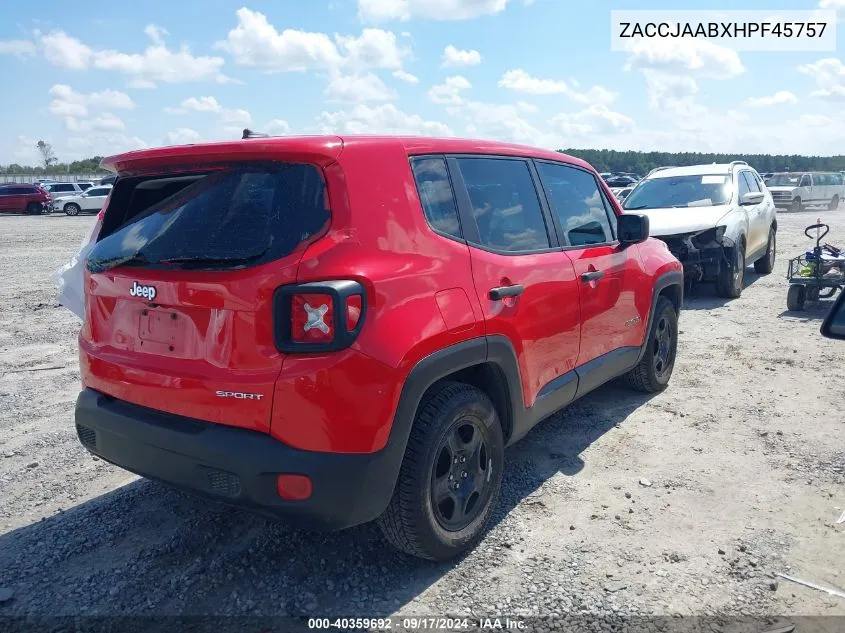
[622, 161, 777, 298]
[42, 182, 85, 210]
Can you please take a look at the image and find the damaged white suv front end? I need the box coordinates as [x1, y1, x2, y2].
[622, 162, 778, 299]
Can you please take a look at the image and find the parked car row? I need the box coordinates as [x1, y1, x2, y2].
[0, 177, 114, 215]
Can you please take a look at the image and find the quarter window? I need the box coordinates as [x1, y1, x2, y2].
[537, 161, 614, 247]
[411, 157, 462, 239]
[455, 158, 550, 252]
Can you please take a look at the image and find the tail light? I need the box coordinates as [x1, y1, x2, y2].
[273, 280, 367, 353]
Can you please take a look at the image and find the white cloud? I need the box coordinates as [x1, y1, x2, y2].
[499, 69, 566, 95]
[799, 58, 845, 100]
[498, 69, 616, 104]
[550, 105, 635, 137]
[217, 8, 342, 71]
[624, 38, 745, 79]
[428, 75, 472, 104]
[93, 28, 229, 86]
[358, 0, 513, 22]
[220, 108, 252, 126]
[164, 95, 252, 128]
[40, 30, 92, 69]
[337, 28, 406, 70]
[318, 103, 453, 136]
[144, 24, 169, 45]
[39, 25, 229, 85]
[64, 113, 126, 132]
[799, 113, 833, 126]
[516, 101, 538, 114]
[48, 84, 135, 120]
[166, 128, 202, 145]
[744, 91, 798, 107]
[0, 39, 36, 58]
[63, 133, 148, 160]
[442, 45, 481, 67]
[460, 101, 546, 146]
[217, 8, 409, 75]
[266, 119, 291, 134]
[181, 96, 224, 113]
[393, 69, 419, 83]
[326, 72, 396, 102]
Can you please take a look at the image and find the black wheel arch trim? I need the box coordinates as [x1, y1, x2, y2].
[385, 270, 683, 501]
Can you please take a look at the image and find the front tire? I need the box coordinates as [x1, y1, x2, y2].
[754, 228, 776, 274]
[25, 203, 41, 215]
[378, 382, 504, 561]
[622, 296, 678, 393]
[64, 203, 81, 216]
[717, 243, 745, 298]
[791, 197, 803, 212]
[829, 195, 840, 211]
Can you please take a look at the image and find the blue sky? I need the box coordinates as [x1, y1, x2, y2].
[1, 0, 844, 165]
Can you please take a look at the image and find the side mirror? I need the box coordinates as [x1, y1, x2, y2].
[618, 213, 649, 246]
[741, 191, 765, 206]
[821, 291, 845, 340]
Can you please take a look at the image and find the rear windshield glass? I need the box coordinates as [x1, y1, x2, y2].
[87, 164, 329, 273]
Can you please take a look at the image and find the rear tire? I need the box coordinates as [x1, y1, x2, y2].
[787, 284, 806, 311]
[791, 197, 802, 212]
[622, 296, 678, 393]
[717, 243, 745, 298]
[64, 203, 81, 216]
[754, 228, 776, 274]
[829, 195, 840, 211]
[377, 382, 504, 561]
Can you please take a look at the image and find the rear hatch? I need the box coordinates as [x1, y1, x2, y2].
[80, 144, 336, 434]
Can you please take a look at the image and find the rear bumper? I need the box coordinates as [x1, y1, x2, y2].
[74, 388, 398, 531]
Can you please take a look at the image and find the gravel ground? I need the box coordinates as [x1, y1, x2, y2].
[0, 210, 844, 626]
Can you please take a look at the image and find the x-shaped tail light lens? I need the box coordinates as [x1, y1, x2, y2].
[274, 280, 367, 353]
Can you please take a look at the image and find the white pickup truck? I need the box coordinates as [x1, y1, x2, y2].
[766, 172, 845, 212]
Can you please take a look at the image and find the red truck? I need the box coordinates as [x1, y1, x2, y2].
[74, 135, 682, 560]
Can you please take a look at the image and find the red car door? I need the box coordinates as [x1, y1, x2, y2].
[534, 160, 647, 375]
[448, 156, 581, 414]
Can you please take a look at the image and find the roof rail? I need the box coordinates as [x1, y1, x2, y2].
[646, 165, 676, 178]
[242, 128, 270, 139]
[729, 160, 748, 169]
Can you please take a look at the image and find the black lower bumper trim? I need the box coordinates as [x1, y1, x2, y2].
[74, 389, 398, 531]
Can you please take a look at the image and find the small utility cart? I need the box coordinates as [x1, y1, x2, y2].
[786, 222, 845, 311]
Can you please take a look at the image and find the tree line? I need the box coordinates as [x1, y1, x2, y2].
[558, 148, 845, 176]
[5, 142, 845, 177]
[0, 140, 108, 175]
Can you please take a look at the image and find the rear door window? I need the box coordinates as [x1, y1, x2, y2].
[454, 157, 550, 252]
[87, 164, 330, 272]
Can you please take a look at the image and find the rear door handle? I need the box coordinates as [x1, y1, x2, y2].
[581, 270, 605, 283]
[489, 285, 525, 301]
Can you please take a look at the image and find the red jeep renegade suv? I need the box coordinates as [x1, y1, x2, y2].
[74, 135, 682, 560]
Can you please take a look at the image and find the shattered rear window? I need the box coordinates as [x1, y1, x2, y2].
[87, 164, 330, 272]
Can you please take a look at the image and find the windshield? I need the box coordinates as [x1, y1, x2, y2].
[766, 174, 802, 187]
[623, 175, 732, 210]
[87, 164, 330, 273]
